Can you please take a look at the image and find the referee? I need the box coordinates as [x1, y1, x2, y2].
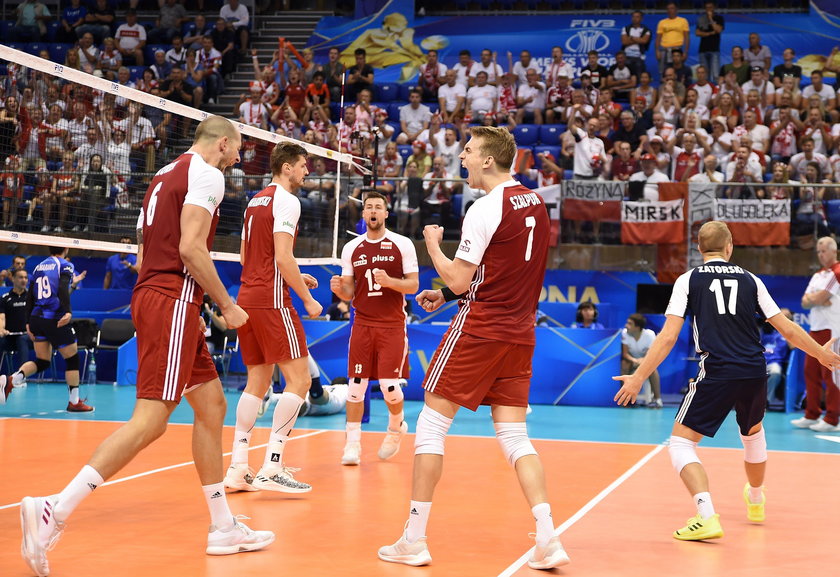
[0, 268, 32, 369]
[614, 221, 840, 541]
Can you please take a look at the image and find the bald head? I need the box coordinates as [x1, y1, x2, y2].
[194, 116, 240, 144]
[818, 236, 837, 252]
[698, 221, 732, 255]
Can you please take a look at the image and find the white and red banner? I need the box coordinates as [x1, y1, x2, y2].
[621, 199, 686, 244]
[562, 180, 623, 222]
[534, 184, 561, 246]
[714, 199, 791, 246]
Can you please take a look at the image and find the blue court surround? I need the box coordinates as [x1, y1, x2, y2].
[2, 382, 838, 455]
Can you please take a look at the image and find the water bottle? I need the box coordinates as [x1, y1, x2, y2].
[87, 356, 97, 385]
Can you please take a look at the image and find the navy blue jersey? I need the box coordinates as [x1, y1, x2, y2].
[666, 258, 781, 381]
[31, 256, 74, 319]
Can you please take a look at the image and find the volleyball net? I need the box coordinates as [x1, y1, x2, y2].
[0, 44, 368, 264]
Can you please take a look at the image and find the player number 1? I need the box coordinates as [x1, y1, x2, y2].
[524, 215, 536, 261]
[709, 278, 738, 314]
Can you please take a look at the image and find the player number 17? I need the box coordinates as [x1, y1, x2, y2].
[709, 278, 738, 315]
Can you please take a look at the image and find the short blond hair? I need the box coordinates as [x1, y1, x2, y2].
[470, 126, 516, 171]
[698, 221, 732, 254]
[194, 116, 240, 144]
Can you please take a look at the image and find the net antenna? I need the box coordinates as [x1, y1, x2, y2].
[0, 44, 370, 265]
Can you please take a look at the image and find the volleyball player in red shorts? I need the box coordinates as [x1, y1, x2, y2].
[19, 117, 274, 577]
[223, 142, 323, 494]
[330, 191, 419, 466]
[378, 126, 570, 570]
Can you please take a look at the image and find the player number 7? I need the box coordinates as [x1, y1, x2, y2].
[524, 215, 536, 262]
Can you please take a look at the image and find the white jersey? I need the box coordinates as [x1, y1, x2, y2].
[438, 83, 466, 113]
[805, 266, 840, 334]
[115, 23, 146, 50]
[469, 62, 504, 84]
[467, 84, 497, 113]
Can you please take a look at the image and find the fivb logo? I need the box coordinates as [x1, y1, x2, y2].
[111, 82, 120, 93]
[566, 19, 615, 55]
[53, 64, 64, 75]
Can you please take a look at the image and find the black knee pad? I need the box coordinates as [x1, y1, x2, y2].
[34, 358, 51, 373]
[63, 354, 80, 372]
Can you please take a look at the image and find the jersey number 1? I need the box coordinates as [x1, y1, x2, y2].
[709, 278, 738, 314]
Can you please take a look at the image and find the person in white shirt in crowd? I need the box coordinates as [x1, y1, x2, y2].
[621, 10, 652, 74]
[468, 48, 504, 86]
[647, 111, 677, 146]
[545, 69, 573, 124]
[563, 90, 594, 125]
[166, 34, 188, 68]
[511, 49, 541, 86]
[451, 49, 474, 88]
[429, 121, 466, 178]
[675, 112, 710, 150]
[708, 116, 734, 169]
[741, 65, 775, 109]
[76, 32, 101, 75]
[769, 105, 802, 164]
[803, 70, 837, 116]
[621, 313, 662, 408]
[115, 102, 156, 178]
[397, 88, 432, 145]
[515, 68, 546, 125]
[237, 89, 269, 129]
[689, 154, 725, 184]
[801, 106, 832, 155]
[545, 45, 575, 86]
[629, 153, 670, 202]
[689, 65, 717, 110]
[724, 144, 763, 197]
[220, 0, 249, 53]
[418, 49, 447, 102]
[647, 135, 672, 172]
[437, 69, 466, 124]
[564, 116, 609, 242]
[732, 110, 770, 156]
[681, 89, 710, 129]
[421, 156, 457, 228]
[115, 9, 146, 66]
[465, 71, 497, 124]
[789, 136, 831, 181]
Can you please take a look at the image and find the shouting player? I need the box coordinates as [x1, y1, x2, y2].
[330, 191, 419, 466]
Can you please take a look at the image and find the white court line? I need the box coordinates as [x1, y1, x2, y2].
[497, 443, 666, 577]
[0, 429, 328, 511]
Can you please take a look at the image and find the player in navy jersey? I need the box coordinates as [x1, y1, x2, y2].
[0, 246, 93, 412]
[379, 126, 569, 570]
[614, 221, 840, 541]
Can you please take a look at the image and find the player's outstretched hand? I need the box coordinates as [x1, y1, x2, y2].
[221, 304, 249, 329]
[416, 289, 445, 312]
[423, 225, 444, 246]
[329, 274, 343, 296]
[302, 273, 318, 289]
[304, 298, 323, 319]
[612, 374, 641, 407]
[819, 338, 840, 371]
[57, 312, 72, 328]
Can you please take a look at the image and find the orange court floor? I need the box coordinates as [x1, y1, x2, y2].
[1, 414, 838, 577]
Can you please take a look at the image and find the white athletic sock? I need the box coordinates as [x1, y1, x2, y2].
[263, 392, 303, 468]
[346, 421, 362, 443]
[11, 371, 25, 386]
[748, 485, 764, 503]
[532, 502, 554, 547]
[388, 409, 404, 431]
[68, 387, 79, 404]
[694, 492, 715, 519]
[54, 465, 104, 522]
[406, 500, 432, 543]
[232, 393, 261, 465]
[203, 483, 234, 530]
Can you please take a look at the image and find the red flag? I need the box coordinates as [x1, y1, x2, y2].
[562, 180, 623, 222]
[715, 199, 791, 246]
[621, 199, 686, 244]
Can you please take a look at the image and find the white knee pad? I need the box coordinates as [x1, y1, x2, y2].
[379, 379, 404, 405]
[494, 422, 537, 467]
[669, 435, 701, 474]
[347, 377, 368, 404]
[414, 406, 453, 456]
[740, 428, 767, 464]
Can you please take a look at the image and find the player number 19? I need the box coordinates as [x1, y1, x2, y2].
[709, 278, 738, 315]
[524, 216, 536, 261]
[36, 275, 52, 300]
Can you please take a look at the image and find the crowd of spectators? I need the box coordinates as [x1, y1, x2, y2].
[2, 1, 840, 242]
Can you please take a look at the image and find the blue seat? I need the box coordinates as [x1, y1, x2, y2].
[539, 124, 565, 145]
[397, 84, 413, 101]
[329, 102, 341, 122]
[397, 145, 413, 162]
[451, 193, 462, 218]
[563, 169, 574, 180]
[0, 21, 14, 40]
[386, 120, 401, 135]
[512, 124, 539, 146]
[388, 102, 403, 122]
[377, 82, 399, 102]
[128, 66, 145, 82]
[825, 200, 840, 232]
[144, 44, 169, 64]
[427, 102, 439, 114]
[533, 145, 562, 168]
[49, 44, 73, 64]
[46, 21, 59, 42]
